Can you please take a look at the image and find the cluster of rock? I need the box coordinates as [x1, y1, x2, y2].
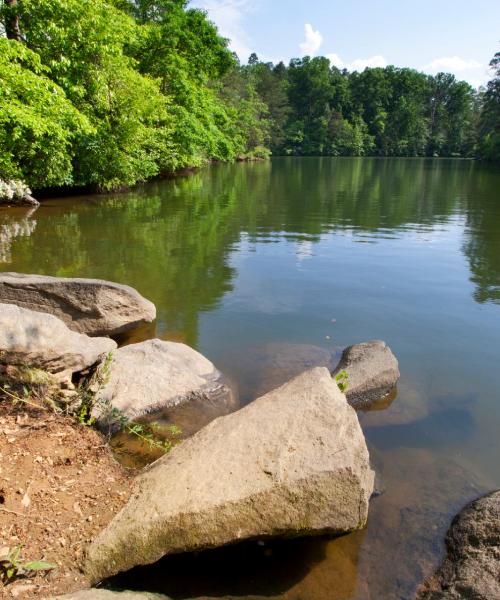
[0, 272, 405, 598]
[0, 179, 39, 206]
[84, 367, 375, 582]
[0, 273, 235, 417]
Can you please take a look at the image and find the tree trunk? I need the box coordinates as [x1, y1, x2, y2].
[4, 0, 22, 42]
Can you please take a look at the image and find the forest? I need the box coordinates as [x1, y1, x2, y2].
[0, 0, 499, 192]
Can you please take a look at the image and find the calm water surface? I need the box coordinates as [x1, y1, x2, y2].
[1, 157, 500, 599]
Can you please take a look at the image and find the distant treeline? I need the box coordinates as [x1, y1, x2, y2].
[0, 0, 498, 192]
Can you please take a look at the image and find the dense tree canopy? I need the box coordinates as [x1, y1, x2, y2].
[0, 0, 266, 190]
[243, 56, 478, 158]
[478, 51, 500, 162]
[0, 1, 497, 191]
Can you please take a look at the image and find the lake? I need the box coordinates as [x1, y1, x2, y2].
[1, 157, 500, 599]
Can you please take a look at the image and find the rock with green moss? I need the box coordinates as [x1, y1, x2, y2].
[332, 340, 400, 409]
[85, 367, 374, 583]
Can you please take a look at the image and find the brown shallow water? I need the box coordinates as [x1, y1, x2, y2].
[1, 157, 500, 599]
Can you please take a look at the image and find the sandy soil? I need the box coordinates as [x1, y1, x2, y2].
[0, 401, 133, 599]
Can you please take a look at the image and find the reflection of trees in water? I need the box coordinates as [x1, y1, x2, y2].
[0, 208, 37, 264]
[462, 168, 500, 305]
[258, 157, 469, 234]
[1, 158, 496, 345]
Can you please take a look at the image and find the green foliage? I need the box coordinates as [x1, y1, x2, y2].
[335, 370, 349, 393]
[0, 545, 56, 585]
[268, 58, 476, 158]
[246, 146, 272, 160]
[479, 50, 500, 163]
[0, 1, 489, 191]
[0, 353, 180, 457]
[116, 420, 181, 453]
[0, 0, 266, 190]
[0, 38, 90, 187]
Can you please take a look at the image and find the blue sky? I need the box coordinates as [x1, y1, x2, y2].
[189, 0, 500, 88]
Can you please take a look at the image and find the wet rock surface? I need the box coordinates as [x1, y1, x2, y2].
[85, 367, 374, 583]
[0, 272, 156, 336]
[416, 490, 500, 600]
[332, 340, 400, 409]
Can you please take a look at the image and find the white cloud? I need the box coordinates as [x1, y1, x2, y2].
[326, 52, 344, 69]
[420, 56, 489, 88]
[349, 55, 387, 70]
[326, 53, 388, 71]
[421, 56, 482, 73]
[299, 23, 323, 56]
[190, 0, 255, 61]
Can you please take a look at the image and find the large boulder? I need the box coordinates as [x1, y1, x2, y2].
[94, 339, 237, 427]
[417, 490, 500, 600]
[0, 303, 116, 380]
[332, 340, 400, 409]
[84, 367, 374, 583]
[0, 272, 156, 336]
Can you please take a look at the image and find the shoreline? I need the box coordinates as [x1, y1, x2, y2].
[0, 403, 133, 599]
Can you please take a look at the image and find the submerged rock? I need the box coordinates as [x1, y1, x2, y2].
[0, 272, 156, 336]
[85, 367, 374, 583]
[332, 340, 400, 409]
[95, 339, 237, 426]
[417, 490, 500, 600]
[242, 342, 342, 399]
[0, 303, 116, 381]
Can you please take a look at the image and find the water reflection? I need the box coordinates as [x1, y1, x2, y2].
[462, 165, 500, 304]
[0, 206, 37, 264]
[3, 158, 499, 347]
[1, 158, 500, 599]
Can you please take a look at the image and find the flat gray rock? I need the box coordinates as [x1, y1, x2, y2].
[0, 272, 156, 336]
[95, 339, 237, 426]
[85, 367, 374, 583]
[417, 490, 500, 600]
[0, 303, 116, 380]
[332, 340, 400, 409]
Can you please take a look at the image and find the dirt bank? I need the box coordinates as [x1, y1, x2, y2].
[0, 401, 133, 599]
